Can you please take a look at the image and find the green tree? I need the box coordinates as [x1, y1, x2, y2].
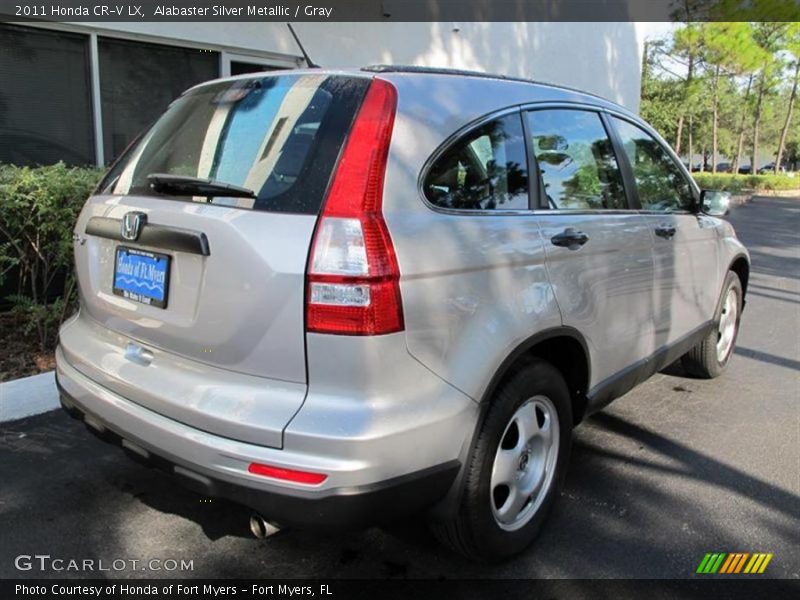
[750, 23, 790, 172]
[775, 23, 800, 173]
[697, 22, 763, 172]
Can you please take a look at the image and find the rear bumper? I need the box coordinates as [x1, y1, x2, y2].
[55, 345, 465, 530]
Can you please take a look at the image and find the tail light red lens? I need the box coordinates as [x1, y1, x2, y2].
[306, 78, 404, 335]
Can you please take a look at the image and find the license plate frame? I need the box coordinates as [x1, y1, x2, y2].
[112, 246, 171, 309]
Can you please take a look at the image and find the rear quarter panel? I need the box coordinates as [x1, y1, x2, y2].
[380, 75, 575, 400]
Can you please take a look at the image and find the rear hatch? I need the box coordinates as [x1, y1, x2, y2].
[69, 72, 370, 446]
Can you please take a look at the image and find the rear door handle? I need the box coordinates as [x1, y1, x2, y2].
[551, 228, 589, 250]
[654, 224, 677, 239]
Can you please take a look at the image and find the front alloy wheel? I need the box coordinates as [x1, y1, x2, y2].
[682, 270, 743, 378]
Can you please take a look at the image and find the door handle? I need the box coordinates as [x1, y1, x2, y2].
[550, 228, 589, 250]
[654, 224, 677, 239]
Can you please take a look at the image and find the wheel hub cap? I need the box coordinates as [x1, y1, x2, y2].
[490, 396, 559, 531]
[716, 288, 738, 362]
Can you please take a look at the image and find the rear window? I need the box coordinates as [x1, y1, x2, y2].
[100, 74, 370, 214]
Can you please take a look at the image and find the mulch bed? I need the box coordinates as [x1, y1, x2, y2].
[0, 312, 55, 382]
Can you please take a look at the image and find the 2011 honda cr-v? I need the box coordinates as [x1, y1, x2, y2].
[56, 66, 749, 561]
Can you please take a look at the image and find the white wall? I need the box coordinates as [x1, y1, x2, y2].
[298, 22, 643, 111]
[74, 21, 644, 111]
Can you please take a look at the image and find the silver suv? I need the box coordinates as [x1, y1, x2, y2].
[56, 67, 749, 561]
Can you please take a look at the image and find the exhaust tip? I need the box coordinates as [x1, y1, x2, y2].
[250, 514, 281, 539]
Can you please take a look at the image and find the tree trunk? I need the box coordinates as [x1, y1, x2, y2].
[688, 114, 694, 172]
[775, 61, 799, 175]
[712, 65, 720, 173]
[752, 73, 766, 174]
[732, 74, 754, 174]
[675, 55, 695, 156]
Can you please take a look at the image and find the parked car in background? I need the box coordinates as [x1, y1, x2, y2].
[758, 162, 787, 174]
[716, 162, 732, 173]
[55, 67, 750, 561]
[738, 165, 752, 174]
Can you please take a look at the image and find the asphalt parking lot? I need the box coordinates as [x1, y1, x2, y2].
[1, 196, 798, 580]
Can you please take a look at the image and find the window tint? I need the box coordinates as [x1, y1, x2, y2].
[107, 75, 368, 214]
[526, 109, 626, 210]
[424, 114, 529, 210]
[611, 117, 694, 212]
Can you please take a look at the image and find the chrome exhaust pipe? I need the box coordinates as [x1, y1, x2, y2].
[250, 514, 281, 539]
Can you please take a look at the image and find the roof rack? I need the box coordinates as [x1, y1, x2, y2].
[361, 64, 535, 85]
[361, 64, 624, 110]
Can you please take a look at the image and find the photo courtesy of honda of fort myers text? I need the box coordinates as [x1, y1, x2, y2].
[1, 0, 799, 598]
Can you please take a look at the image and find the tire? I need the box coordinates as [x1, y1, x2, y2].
[682, 271, 743, 379]
[430, 358, 572, 561]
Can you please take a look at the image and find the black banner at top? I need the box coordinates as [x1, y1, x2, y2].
[1, 0, 799, 22]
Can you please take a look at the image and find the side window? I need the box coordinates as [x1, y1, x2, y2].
[611, 117, 694, 212]
[526, 109, 626, 210]
[424, 113, 529, 211]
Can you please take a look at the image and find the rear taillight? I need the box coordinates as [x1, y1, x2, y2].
[306, 78, 404, 336]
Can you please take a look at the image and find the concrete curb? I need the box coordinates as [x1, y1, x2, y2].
[0, 371, 59, 422]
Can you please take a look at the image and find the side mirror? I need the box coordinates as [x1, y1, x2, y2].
[700, 190, 731, 216]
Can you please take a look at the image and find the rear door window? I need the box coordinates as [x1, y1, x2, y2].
[423, 113, 530, 211]
[101, 74, 370, 214]
[525, 109, 627, 210]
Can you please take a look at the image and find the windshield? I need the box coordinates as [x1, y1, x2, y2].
[100, 74, 369, 214]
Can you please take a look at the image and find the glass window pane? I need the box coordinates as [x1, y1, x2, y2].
[611, 117, 694, 211]
[527, 109, 626, 210]
[106, 75, 369, 215]
[99, 38, 219, 164]
[424, 114, 529, 211]
[0, 24, 94, 166]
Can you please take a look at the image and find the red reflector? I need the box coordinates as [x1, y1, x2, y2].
[247, 463, 327, 485]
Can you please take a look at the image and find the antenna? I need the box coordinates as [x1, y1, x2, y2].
[287, 24, 319, 68]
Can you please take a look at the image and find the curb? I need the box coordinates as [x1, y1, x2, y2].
[0, 371, 59, 422]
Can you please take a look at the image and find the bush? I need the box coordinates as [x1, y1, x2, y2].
[0, 163, 104, 351]
[692, 172, 800, 193]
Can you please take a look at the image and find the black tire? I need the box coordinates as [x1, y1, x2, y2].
[682, 271, 743, 379]
[430, 358, 572, 561]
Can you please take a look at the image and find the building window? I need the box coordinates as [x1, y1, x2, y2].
[98, 37, 219, 164]
[0, 24, 95, 166]
[230, 61, 283, 76]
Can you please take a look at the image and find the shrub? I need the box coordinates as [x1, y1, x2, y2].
[692, 172, 800, 193]
[0, 163, 104, 351]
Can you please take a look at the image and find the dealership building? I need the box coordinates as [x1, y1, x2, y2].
[0, 20, 647, 168]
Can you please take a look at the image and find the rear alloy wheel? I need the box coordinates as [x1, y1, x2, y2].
[682, 271, 743, 378]
[490, 396, 559, 531]
[430, 358, 572, 561]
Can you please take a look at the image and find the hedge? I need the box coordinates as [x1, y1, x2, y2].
[0, 162, 104, 351]
[692, 173, 800, 193]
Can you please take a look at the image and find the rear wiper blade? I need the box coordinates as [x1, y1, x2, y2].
[147, 174, 256, 199]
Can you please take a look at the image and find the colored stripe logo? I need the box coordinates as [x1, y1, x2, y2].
[696, 552, 773, 574]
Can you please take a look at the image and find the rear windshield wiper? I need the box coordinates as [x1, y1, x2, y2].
[147, 174, 256, 200]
